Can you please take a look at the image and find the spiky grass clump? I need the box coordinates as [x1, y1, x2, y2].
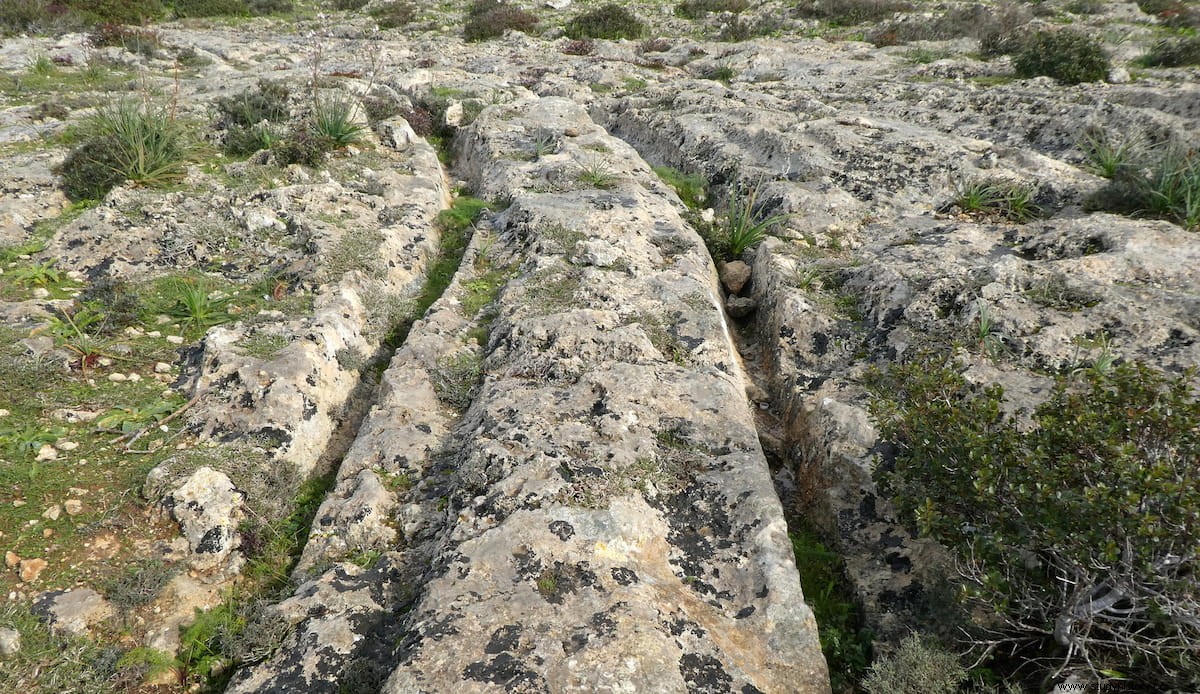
[59, 99, 186, 202]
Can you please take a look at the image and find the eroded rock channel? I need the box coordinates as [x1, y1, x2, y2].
[230, 96, 828, 693]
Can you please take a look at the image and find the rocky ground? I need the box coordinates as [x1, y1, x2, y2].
[0, 0, 1198, 692]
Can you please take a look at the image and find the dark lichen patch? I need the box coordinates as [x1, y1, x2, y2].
[611, 566, 639, 585]
[548, 519, 575, 540]
[680, 652, 735, 693]
[653, 479, 737, 594]
[462, 653, 549, 692]
[485, 624, 524, 654]
[533, 560, 599, 604]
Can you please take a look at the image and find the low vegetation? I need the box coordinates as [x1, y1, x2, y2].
[463, 0, 538, 42]
[868, 356, 1200, 689]
[1083, 134, 1200, 231]
[564, 4, 646, 41]
[1013, 30, 1110, 84]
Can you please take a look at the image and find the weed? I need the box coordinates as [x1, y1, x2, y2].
[794, 0, 912, 26]
[564, 4, 646, 40]
[461, 269, 510, 317]
[1140, 35, 1200, 67]
[1079, 128, 1141, 179]
[174, 0, 250, 18]
[464, 0, 539, 42]
[311, 96, 365, 147]
[904, 47, 953, 64]
[653, 166, 707, 210]
[88, 23, 162, 58]
[1024, 274, 1100, 311]
[701, 65, 735, 82]
[96, 397, 180, 434]
[59, 98, 186, 202]
[791, 526, 872, 691]
[430, 350, 483, 409]
[1085, 143, 1200, 230]
[236, 332, 290, 359]
[578, 158, 618, 189]
[675, 0, 749, 19]
[862, 634, 966, 694]
[1013, 30, 1110, 84]
[10, 259, 62, 287]
[27, 53, 54, 77]
[536, 569, 559, 598]
[947, 177, 1041, 222]
[325, 228, 386, 280]
[102, 559, 176, 612]
[370, 0, 416, 29]
[165, 277, 233, 333]
[720, 177, 789, 259]
[561, 38, 594, 55]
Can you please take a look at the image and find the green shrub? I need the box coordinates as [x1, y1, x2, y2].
[0, 0, 56, 36]
[867, 357, 1200, 688]
[58, 135, 128, 202]
[247, 0, 292, 14]
[463, 0, 538, 42]
[792, 527, 871, 691]
[861, 635, 966, 694]
[66, 0, 165, 24]
[173, 0, 249, 18]
[311, 96, 364, 146]
[1013, 30, 1109, 84]
[369, 0, 415, 29]
[564, 4, 646, 40]
[868, 2, 1031, 50]
[215, 80, 291, 127]
[675, 0, 749, 19]
[88, 23, 162, 57]
[332, 0, 368, 9]
[102, 559, 177, 611]
[1136, 0, 1200, 28]
[794, 0, 912, 26]
[1140, 35, 1200, 67]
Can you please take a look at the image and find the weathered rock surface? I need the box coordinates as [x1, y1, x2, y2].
[231, 96, 829, 693]
[31, 588, 113, 637]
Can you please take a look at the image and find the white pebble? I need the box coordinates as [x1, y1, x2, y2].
[107, 373, 127, 382]
[166, 335, 184, 345]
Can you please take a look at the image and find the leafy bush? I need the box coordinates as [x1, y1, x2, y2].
[173, 0, 249, 18]
[463, 0, 538, 42]
[862, 634, 966, 694]
[794, 0, 912, 26]
[59, 135, 128, 202]
[1140, 35, 1200, 67]
[369, 0, 415, 29]
[332, 0, 368, 9]
[564, 4, 646, 40]
[867, 357, 1200, 687]
[1013, 30, 1109, 84]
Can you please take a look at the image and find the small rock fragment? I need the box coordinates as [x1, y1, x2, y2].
[725, 295, 758, 318]
[42, 505, 61, 521]
[57, 441, 78, 451]
[0, 409, 9, 417]
[720, 260, 752, 294]
[64, 499, 84, 515]
[154, 362, 172, 374]
[166, 335, 184, 345]
[34, 444, 57, 462]
[4, 551, 19, 568]
[18, 558, 47, 583]
[107, 373, 127, 382]
[0, 627, 20, 656]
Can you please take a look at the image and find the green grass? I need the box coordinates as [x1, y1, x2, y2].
[720, 177, 789, 258]
[653, 166, 708, 210]
[949, 177, 1041, 222]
